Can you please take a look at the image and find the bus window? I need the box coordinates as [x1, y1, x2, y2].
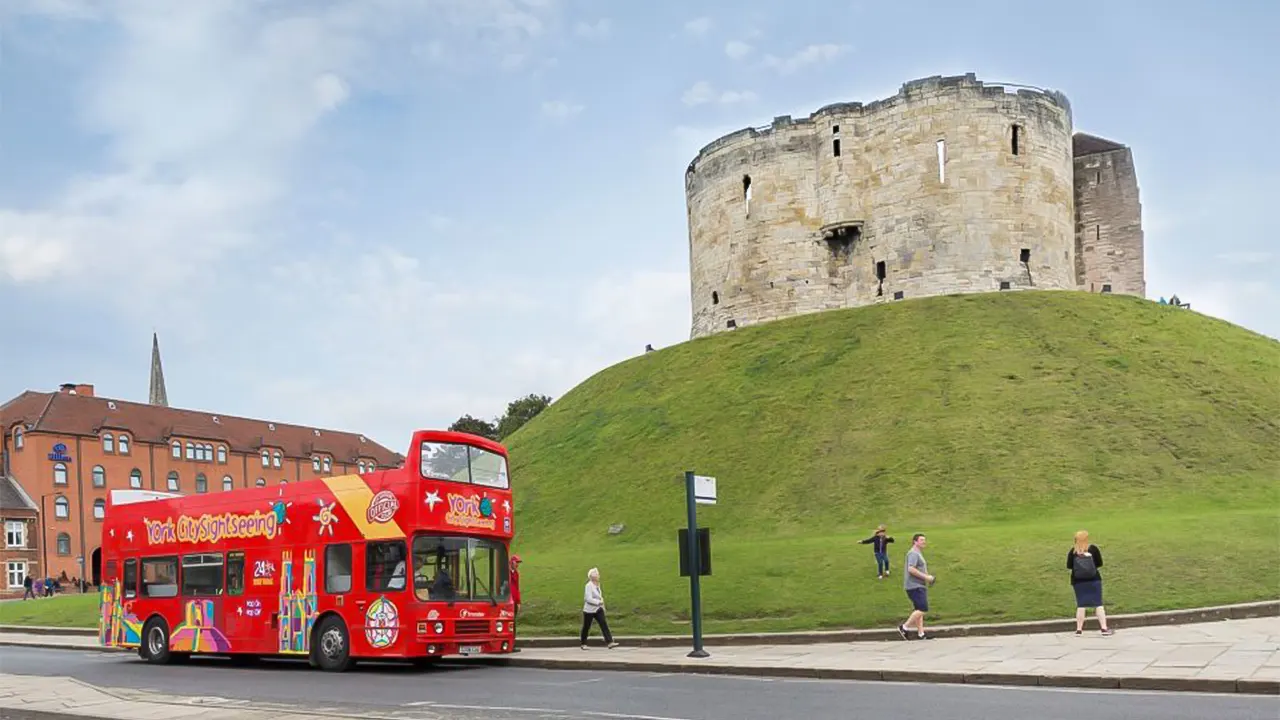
[412, 536, 465, 602]
[181, 553, 225, 597]
[365, 541, 407, 593]
[324, 544, 352, 594]
[141, 556, 178, 598]
[122, 559, 138, 599]
[226, 552, 245, 597]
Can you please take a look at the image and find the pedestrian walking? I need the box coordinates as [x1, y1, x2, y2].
[897, 533, 935, 640]
[1067, 530, 1113, 636]
[22, 575, 35, 600]
[580, 567, 619, 650]
[858, 524, 895, 579]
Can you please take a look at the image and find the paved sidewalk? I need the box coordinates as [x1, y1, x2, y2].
[3, 617, 1278, 695]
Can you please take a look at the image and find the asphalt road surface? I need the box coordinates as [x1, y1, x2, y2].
[1, 647, 1275, 720]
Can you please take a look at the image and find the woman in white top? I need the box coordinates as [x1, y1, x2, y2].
[580, 567, 619, 649]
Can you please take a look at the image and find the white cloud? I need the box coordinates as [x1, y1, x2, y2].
[684, 17, 712, 36]
[541, 100, 584, 119]
[682, 81, 757, 107]
[0, 0, 562, 306]
[574, 18, 611, 39]
[762, 43, 850, 74]
[725, 40, 752, 60]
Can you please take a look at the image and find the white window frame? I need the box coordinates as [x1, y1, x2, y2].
[167, 473, 180, 492]
[53, 463, 68, 486]
[5, 521, 26, 548]
[54, 497, 70, 519]
[118, 434, 130, 454]
[172, 441, 181, 459]
[217, 446, 227, 464]
[272, 451, 282, 468]
[93, 499, 106, 520]
[322, 457, 331, 472]
[222, 476, 234, 492]
[12, 427, 23, 450]
[56, 533, 71, 555]
[6, 561, 27, 589]
[261, 451, 270, 468]
[102, 433, 114, 453]
[130, 469, 143, 489]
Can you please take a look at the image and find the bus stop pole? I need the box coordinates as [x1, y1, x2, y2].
[684, 470, 709, 658]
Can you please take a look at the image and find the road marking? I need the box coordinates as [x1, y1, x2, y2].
[408, 702, 697, 720]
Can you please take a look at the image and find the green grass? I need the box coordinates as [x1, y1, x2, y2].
[6, 292, 1278, 636]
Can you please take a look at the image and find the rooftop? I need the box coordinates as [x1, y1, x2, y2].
[1, 388, 403, 467]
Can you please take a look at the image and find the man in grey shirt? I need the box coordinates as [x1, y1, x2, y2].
[898, 533, 935, 640]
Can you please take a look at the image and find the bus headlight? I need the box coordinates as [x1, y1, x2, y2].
[496, 621, 504, 633]
[434, 622, 444, 634]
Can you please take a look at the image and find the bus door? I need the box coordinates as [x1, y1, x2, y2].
[352, 538, 410, 654]
[174, 553, 229, 654]
[220, 551, 259, 650]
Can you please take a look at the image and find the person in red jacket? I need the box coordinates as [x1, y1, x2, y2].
[509, 555, 522, 615]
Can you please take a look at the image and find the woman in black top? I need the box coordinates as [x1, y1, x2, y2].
[1067, 530, 1113, 635]
[859, 525, 895, 579]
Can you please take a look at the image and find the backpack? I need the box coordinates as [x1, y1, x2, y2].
[1072, 551, 1098, 581]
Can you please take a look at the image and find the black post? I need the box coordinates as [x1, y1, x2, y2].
[684, 471, 709, 658]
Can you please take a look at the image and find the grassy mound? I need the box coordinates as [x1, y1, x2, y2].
[503, 292, 1280, 634]
[5, 292, 1277, 637]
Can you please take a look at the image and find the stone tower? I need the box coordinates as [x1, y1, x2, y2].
[683, 73, 1146, 339]
[148, 332, 169, 407]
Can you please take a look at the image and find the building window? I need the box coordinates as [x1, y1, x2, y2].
[6, 561, 26, 589]
[312, 456, 321, 472]
[92, 465, 106, 488]
[222, 476, 233, 492]
[261, 450, 270, 468]
[357, 462, 366, 474]
[130, 469, 143, 489]
[255, 478, 266, 487]
[185, 442, 195, 460]
[204, 444, 215, 461]
[4, 521, 25, 548]
[53, 463, 68, 486]
[93, 499, 106, 520]
[280, 479, 288, 486]
[171, 441, 181, 459]
[217, 446, 227, 464]
[54, 496, 70, 519]
[272, 451, 282, 468]
[103, 433, 114, 454]
[12, 427, 22, 450]
[118, 434, 130, 454]
[322, 457, 331, 472]
[56, 533, 71, 555]
[167, 471, 180, 492]
[195, 473, 208, 494]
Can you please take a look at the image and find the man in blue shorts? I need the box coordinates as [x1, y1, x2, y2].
[898, 533, 935, 640]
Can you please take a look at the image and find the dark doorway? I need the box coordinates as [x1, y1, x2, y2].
[91, 547, 102, 587]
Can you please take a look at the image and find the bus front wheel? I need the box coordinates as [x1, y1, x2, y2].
[141, 618, 172, 665]
[313, 616, 353, 672]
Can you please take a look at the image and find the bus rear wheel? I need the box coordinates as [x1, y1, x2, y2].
[313, 616, 353, 672]
[140, 618, 172, 665]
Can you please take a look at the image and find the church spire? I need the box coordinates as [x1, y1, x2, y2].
[149, 332, 169, 407]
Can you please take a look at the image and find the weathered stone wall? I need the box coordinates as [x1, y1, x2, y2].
[1074, 144, 1145, 296]
[685, 73, 1078, 339]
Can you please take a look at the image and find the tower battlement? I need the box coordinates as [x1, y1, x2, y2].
[684, 73, 1143, 339]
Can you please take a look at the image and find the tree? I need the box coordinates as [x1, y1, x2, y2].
[448, 414, 498, 440]
[496, 393, 552, 440]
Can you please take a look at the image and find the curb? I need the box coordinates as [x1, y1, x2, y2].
[3, 600, 1276, 648]
[479, 655, 1280, 695]
[3, 639, 1276, 696]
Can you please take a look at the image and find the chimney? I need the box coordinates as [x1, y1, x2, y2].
[59, 383, 95, 396]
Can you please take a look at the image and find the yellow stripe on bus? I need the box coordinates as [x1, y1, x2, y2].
[321, 474, 406, 539]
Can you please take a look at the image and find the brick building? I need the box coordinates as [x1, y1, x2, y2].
[1, 476, 40, 597]
[0, 334, 402, 592]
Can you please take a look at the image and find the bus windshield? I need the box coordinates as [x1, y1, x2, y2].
[412, 535, 510, 603]
[420, 441, 509, 489]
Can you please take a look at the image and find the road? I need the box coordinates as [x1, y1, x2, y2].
[0, 647, 1275, 720]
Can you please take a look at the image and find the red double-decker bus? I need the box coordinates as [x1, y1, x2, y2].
[97, 430, 516, 672]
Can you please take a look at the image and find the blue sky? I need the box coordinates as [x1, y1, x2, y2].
[2, 0, 1277, 451]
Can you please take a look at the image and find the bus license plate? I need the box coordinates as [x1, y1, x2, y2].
[458, 645, 482, 656]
